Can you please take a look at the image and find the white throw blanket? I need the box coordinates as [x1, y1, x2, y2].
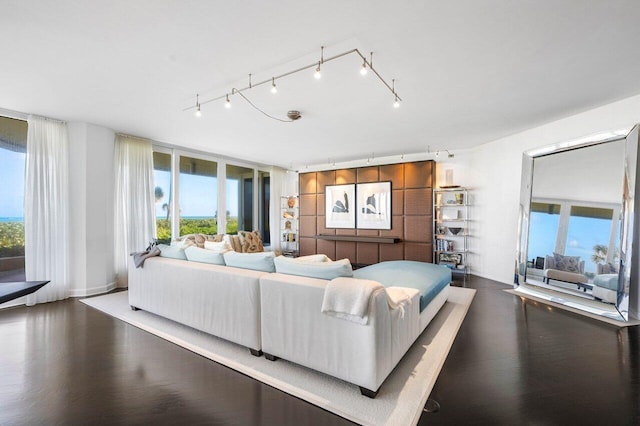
[321, 278, 413, 324]
[321, 277, 383, 325]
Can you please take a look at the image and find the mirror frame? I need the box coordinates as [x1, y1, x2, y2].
[515, 125, 638, 321]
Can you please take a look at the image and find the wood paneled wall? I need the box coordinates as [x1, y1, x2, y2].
[298, 160, 435, 265]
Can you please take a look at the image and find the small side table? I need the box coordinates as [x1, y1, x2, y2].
[0, 281, 50, 304]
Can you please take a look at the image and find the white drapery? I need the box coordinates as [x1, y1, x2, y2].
[25, 116, 70, 305]
[113, 135, 156, 287]
[269, 167, 284, 252]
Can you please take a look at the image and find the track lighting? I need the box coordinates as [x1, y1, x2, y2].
[392, 79, 400, 108]
[184, 45, 402, 121]
[194, 94, 202, 117]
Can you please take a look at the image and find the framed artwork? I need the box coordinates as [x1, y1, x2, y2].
[325, 184, 356, 228]
[356, 181, 392, 229]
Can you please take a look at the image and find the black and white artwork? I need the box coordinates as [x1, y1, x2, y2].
[356, 182, 392, 229]
[325, 184, 356, 228]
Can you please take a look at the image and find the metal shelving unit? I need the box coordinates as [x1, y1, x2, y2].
[281, 196, 299, 257]
[433, 188, 469, 276]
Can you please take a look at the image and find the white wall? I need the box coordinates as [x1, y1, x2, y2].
[435, 93, 640, 286]
[68, 122, 116, 296]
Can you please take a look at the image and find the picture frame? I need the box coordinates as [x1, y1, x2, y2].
[439, 252, 462, 265]
[356, 181, 392, 230]
[325, 184, 356, 228]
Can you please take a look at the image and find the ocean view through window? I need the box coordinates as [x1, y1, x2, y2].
[0, 116, 28, 282]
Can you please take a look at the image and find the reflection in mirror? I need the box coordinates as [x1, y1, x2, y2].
[516, 127, 638, 322]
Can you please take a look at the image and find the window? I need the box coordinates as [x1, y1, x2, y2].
[258, 171, 270, 244]
[0, 116, 28, 282]
[226, 164, 254, 234]
[528, 202, 561, 261]
[153, 151, 172, 243]
[179, 156, 218, 236]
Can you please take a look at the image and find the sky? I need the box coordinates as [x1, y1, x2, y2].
[0, 149, 25, 218]
[154, 169, 239, 218]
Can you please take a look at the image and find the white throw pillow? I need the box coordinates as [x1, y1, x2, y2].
[293, 254, 332, 263]
[204, 240, 231, 252]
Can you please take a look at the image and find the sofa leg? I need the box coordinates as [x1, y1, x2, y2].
[130, 306, 140, 311]
[264, 353, 278, 362]
[249, 349, 263, 357]
[359, 386, 378, 398]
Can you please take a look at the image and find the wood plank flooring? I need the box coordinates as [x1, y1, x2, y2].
[0, 276, 637, 425]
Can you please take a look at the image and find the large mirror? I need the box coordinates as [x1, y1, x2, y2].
[516, 125, 639, 322]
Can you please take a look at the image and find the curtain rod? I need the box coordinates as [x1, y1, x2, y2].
[116, 133, 151, 142]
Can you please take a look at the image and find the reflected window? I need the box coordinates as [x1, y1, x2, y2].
[226, 164, 253, 234]
[153, 152, 172, 243]
[179, 156, 218, 235]
[528, 202, 561, 262]
[565, 206, 615, 275]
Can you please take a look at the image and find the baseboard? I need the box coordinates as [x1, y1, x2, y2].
[67, 281, 117, 298]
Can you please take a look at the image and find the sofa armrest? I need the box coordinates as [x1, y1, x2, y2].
[260, 273, 419, 391]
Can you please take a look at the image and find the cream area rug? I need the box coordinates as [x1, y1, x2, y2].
[81, 287, 475, 426]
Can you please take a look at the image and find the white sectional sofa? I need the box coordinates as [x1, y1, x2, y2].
[128, 253, 451, 397]
[128, 257, 267, 355]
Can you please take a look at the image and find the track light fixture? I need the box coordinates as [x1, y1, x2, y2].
[194, 94, 202, 117]
[184, 45, 402, 121]
[392, 79, 400, 108]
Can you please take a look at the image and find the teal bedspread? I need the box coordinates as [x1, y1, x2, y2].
[353, 261, 451, 312]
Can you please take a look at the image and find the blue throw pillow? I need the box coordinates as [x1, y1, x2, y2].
[157, 244, 187, 260]
[184, 246, 226, 265]
[223, 251, 276, 272]
[274, 256, 353, 280]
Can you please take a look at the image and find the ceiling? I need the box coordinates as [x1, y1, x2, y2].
[2, 1, 640, 169]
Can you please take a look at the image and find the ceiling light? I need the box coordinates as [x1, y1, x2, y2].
[393, 96, 400, 109]
[184, 45, 402, 121]
[194, 94, 202, 117]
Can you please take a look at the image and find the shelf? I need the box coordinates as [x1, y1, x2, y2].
[434, 203, 467, 207]
[435, 219, 468, 223]
[434, 250, 468, 254]
[315, 235, 401, 244]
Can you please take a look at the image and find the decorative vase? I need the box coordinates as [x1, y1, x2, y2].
[455, 193, 464, 204]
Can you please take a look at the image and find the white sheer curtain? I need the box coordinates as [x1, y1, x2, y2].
[269, 167, 285, 252]
[25, 115, 70, 305]
[113, 135, 156, 287]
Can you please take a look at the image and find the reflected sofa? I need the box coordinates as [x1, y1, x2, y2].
[543, 254, 588, 288]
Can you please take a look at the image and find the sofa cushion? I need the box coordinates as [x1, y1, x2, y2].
[157, 243, 188, 260]
[223, 251, 276, 272]
[184, 246, 227, 265]
[238, 230, 264, 253]
[294, 254, 331, 263]
[274, 256, 353, 280]
[553, 253, 581, 273]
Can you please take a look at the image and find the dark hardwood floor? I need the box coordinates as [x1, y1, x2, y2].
[0, 275, 637, 425]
